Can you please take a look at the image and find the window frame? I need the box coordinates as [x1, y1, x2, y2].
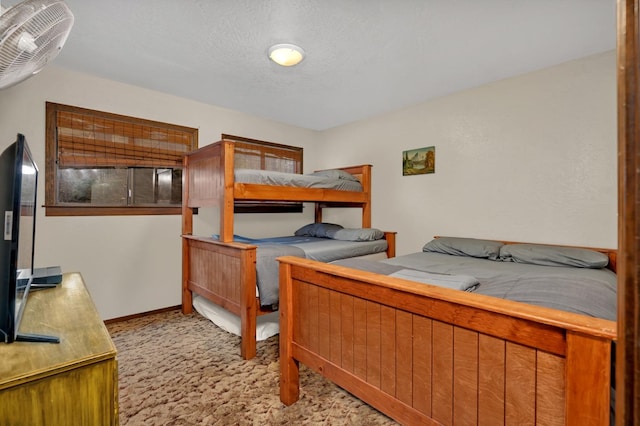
[45, 102, 198, 216]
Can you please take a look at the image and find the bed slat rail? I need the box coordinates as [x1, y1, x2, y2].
[235, 183, 370, 203]
[279, 257, 616, 425]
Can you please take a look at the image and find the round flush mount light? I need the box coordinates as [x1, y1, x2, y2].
[268, 43, 305, 67]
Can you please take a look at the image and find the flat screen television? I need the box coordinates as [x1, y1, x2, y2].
[0, 134, 58, 343]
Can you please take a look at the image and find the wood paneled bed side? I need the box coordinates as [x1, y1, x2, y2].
[278, 247, 617, 425]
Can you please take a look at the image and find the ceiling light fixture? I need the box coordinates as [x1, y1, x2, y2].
[268, 43, 305, 67]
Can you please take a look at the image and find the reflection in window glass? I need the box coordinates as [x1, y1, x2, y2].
[131, 168, 182, 206]
[57, 168, 182, 206]
[58, 169, 128, 205]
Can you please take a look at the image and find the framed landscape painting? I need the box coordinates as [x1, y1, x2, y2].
[402, 146, 435, 176]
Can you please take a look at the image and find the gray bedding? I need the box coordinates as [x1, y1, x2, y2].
[333, 252, 617, 321]
[289, 238, 387, 262]
[230, 235, 388, 262]
[389, 269, 479, 291]
[234, 169, 363, 191]
[255, 244, 306, 308]
[222, 235, 388, 307]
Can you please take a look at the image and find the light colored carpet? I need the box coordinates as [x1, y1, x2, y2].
[107, 309, 397, 425]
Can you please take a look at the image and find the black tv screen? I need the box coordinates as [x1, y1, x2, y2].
[0, 134, 38, 342]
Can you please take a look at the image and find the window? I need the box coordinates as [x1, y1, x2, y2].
[222, 134, 304, 213]
[45, 102, 198, 216]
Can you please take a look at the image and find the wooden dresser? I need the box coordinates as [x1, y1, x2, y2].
[0, 273, 118, 425]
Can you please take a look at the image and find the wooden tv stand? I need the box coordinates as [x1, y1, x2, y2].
[0, 273, 118, 425]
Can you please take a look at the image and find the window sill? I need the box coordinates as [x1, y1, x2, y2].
[44, 206, 182, 216]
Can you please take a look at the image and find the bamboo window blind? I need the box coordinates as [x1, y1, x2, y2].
[45, 102, 198, 216]
[55, 110, 194, 168]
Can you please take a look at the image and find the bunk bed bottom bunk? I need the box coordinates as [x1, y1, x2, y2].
[193, 249, 388, 342]
[182, 231, 396, 359]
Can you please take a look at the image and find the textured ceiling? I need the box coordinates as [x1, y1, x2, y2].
[5, 0, 617, 130]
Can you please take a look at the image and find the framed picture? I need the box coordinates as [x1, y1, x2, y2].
[402, 146, 435, 176]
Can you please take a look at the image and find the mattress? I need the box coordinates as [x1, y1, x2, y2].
[210, 234, 388, 307]
[234, 169, 363, 191]
[193, 296, 280, 341]
[231, 235, 388, 262]
[333, 251, 617, 321]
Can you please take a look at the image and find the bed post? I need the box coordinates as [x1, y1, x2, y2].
[361, 164, 372, 227]
[220, 140, 235, 242]
[279, 261, 300, 405]
[564, 332, 612, 424]
[181, 153, 194, 314]
[362, 205, 371, 228]
[314, 203, 323, 223]
[181, 239, 193, 314]
[239, 247, 258, 359]
[384, 231, 396, 258]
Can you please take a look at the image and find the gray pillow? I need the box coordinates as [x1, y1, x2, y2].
[499, 244, 609, 269]
[328, 228, 384, 241]
[294, 222, 343, 238]
[422, 237, 504, 260]
[309, 169, 360, 182]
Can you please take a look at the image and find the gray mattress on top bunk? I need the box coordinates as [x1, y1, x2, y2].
[332, 237, 617, 321]
[234, 168, 364, 191]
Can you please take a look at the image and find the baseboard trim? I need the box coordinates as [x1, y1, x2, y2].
[104, 305, 181, 325]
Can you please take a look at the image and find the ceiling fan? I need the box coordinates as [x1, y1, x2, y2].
[0, 0, 73, 89]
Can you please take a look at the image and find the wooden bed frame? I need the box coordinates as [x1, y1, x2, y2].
[278, 244, 617, 425]
[181, 139, 394, 359]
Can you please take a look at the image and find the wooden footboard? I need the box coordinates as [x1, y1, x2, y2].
[182, 233, 396, 360]
[278, 257, 616, 425]
[181, 235, 266, 359]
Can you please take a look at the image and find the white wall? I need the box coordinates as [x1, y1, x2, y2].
[320, 51, 617, 255]
[0, 50, 617, 319]
[0, 66, 320, 319]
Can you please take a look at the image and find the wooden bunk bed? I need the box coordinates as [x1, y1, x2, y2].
[181, 139, 395, 360]
[278, 240, 617, 425]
